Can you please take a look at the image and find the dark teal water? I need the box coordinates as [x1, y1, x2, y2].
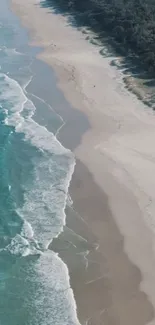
[0, 1, 80, 324]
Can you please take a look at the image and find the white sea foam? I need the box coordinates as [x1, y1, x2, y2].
[5, 47, 24, 56]
[0, 70, 80, 324]
[0, 11, 80, 324]
[0, 46, 24, 56]
[21, 220, 34, 239]
[32, 250, 81, 325]
[4, 242, 80, 324]
[6, 234, 31, 256]
[67, 193, 74, 207]
[0, 72, 75, 249]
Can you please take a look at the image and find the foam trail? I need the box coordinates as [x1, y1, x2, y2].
[0, 72, 75, 249]
[0, 46, 24, 56]
[0, 13, 80, 325]
[67, 193, 74, 207]
[0, 72, 80, 324]
[28, 92, 64, 125]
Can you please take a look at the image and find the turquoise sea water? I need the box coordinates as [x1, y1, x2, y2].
[0, 1, 79, 324]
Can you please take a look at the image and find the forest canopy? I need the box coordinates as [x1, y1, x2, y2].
[49, 0, 155, 74]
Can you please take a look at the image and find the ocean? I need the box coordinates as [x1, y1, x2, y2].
[0, 1, 80, 324]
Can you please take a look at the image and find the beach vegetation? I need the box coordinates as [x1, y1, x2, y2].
[48, 0, 155, 75]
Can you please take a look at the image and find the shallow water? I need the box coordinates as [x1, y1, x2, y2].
[0, 1, 80, 324]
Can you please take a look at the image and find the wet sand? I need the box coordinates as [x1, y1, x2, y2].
[10, 0, 155, 324]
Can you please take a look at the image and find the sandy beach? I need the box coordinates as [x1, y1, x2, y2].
[10, 0, 155, 324]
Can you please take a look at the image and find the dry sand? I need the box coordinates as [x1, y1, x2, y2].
[11, 0, 155, 324]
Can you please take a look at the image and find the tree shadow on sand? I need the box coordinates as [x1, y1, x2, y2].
[38, 0, 155, 110]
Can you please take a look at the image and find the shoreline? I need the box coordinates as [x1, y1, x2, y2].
[10, 0, 155, 324]
[27, 58, 155, 324]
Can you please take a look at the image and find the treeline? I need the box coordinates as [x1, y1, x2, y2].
[48, 0, 155, 74]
